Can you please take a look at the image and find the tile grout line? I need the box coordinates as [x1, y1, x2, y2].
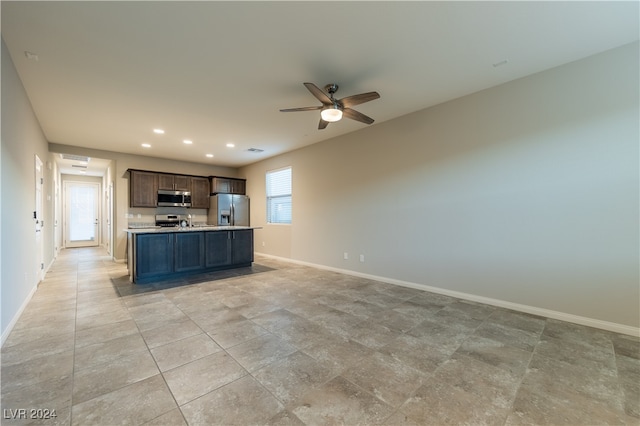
[149, 288, 255, 423]
[12, 248, 637, 425]
[69, 250, 80, 426]
[126, 292, 189, 425]
[496, 315, 543, 426]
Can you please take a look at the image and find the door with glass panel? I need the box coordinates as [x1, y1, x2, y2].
[64, 182, 100, 248]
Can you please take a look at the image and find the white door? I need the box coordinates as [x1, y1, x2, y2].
[54, 169, 61, 257]
[64, 182, 100, 248]
[108, 183, 114, 256]
[35, 156, 44, 282]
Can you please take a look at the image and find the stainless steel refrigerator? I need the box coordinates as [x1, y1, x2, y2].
[208, 194, 250, 226]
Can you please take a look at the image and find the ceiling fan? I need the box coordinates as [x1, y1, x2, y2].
[280, 83, 380, 130]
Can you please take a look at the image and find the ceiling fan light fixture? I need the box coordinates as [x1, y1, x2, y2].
[281, 83, 379, 129]
[321, 106, 343, 122]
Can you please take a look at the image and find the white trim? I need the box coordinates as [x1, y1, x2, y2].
[1, 284, 38, 347]
[45, 258, 55, 274]
[35, 155, 44, 283]
[256, 253, 640, 338]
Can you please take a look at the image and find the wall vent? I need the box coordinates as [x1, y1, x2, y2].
[247, 148, 264, 153]
[71, 164, 87, 169]
[60, 154, 90, 162]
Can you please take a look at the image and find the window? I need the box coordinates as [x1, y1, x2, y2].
[266, 167, 292, 224]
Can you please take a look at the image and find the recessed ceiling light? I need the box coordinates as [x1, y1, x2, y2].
[226, 143, 235, 148]
[206, 154, 214, 158]
[153, 129, 165, 134]
[183, 140, 193, 145]
[142, 143, 151, 148]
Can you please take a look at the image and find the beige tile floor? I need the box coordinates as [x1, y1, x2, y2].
[1, 247, 639, 425]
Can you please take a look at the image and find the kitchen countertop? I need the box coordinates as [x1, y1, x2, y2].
[125, 226, 259, 234]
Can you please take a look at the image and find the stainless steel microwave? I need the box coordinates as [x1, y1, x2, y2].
[157, 190, 191, 207]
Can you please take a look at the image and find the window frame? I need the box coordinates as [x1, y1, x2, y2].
[266, 166, 292, 225]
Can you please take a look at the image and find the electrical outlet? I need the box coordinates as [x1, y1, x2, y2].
[343, 252, 349, 260]
[262, 241, 266, 247]
[359, 254, 365, 262]
[137, 214, 142, 218]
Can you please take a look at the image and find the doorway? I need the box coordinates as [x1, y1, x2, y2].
[64, 181, 100, 248]
[35, 155, 44, 282]
[107, 183, 114, 257]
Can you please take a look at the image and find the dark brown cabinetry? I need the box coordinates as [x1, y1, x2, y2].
[190, 177, 210, 209]
[158, 174, 191, 191]
[129, 170, 243, 209]
[129, 170, 158, 208]
[211, 176, 246, 195]
[230, 179, 246, 195]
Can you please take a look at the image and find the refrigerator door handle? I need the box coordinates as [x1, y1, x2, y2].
[230, 203, 234, 226]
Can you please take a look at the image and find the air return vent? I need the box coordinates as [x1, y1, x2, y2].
[71, 165, 87, 169]
[60, 154, 90, 162]
[247, 148, 264, 153]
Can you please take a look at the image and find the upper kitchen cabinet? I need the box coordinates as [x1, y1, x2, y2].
[211, 176, 246, 195]
[230, 179, 246, 195]
[158, 174, 191, 191]
[129, 170, 158, 208]
[190, 176, 210, 209]
[211, 177, 230, 194]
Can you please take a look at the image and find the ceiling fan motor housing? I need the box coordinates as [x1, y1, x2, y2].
[324, 84, 339, 97]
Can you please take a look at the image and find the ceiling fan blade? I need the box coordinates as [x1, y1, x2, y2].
[280, 106, 323, 112]
[343, 108, 375, 125]
[304, 82, 332, 105]
[339, 91, 380, 108]
[318, 118, 329, 130]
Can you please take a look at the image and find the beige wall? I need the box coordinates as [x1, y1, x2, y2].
[1, 40, 55, 340]
[241, 42, 639, 331]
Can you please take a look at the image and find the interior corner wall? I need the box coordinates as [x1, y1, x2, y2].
[1, 39, 54, 343]
[240, 42, 639, 330]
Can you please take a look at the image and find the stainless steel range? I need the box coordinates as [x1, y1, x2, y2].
[155, 214, 189, 228]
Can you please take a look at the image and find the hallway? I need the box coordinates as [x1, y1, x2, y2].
[1, 247, 638, 425]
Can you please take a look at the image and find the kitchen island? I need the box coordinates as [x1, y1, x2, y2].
[125, 226, 257, 284]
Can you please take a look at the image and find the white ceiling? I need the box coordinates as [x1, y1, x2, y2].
[3, 1, 638, 172]
[55, 154, 113, 177]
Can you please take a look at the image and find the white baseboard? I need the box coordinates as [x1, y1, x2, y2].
[256, 253, 640, 338]
[45, 257, 55, 275]
[1, 284, 38, 347]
